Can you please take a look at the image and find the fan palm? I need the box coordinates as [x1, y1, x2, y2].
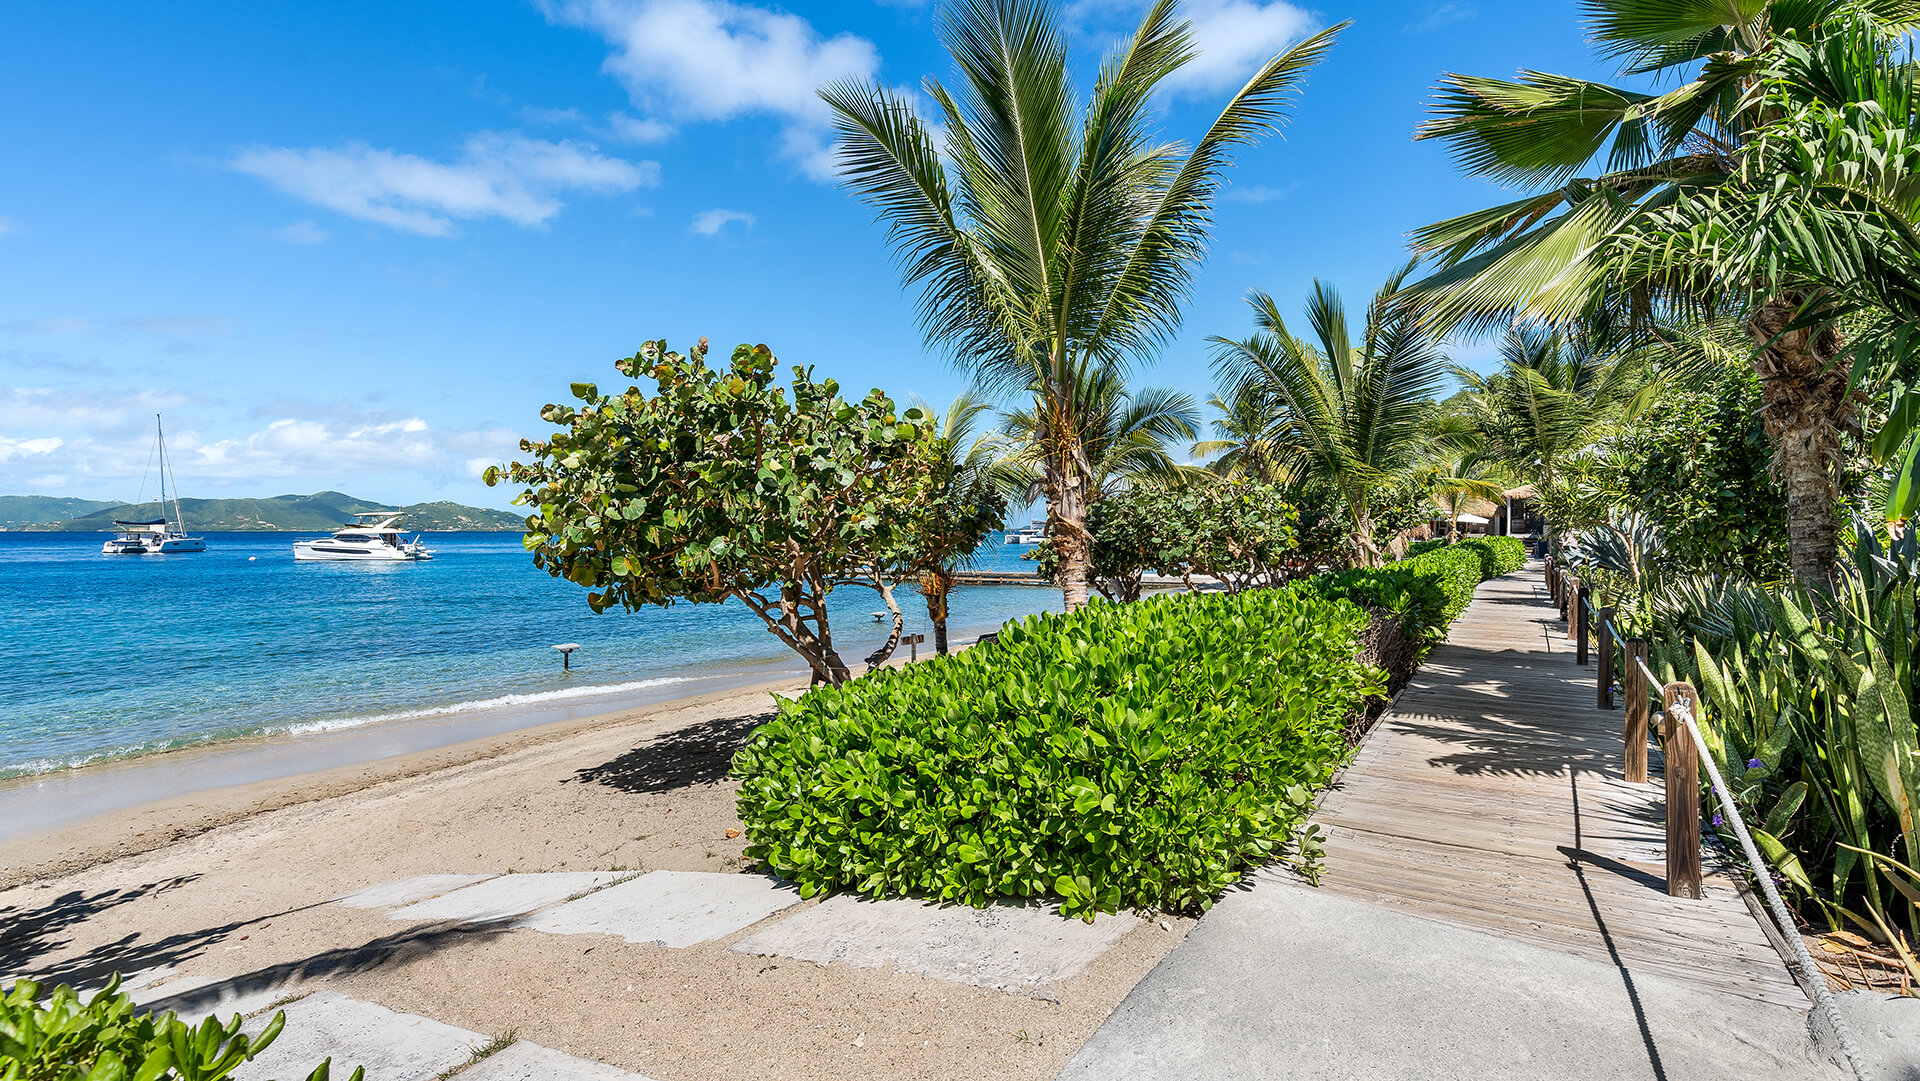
[1209, 262, 1449, 567]
[1406, 0, 1920, 586]
[1415, 438, 1509, 542]
[822, 0, 1343, 609]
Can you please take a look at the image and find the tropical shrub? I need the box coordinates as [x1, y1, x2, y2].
[0, 977, 359, 1081]
[732, 587, 1383, 917]
[1303, 564, 1450, 644]
[1456, 536, 1526, 578]
[1404, 538, 1447, 559]
[1398, 546, 1483, 624]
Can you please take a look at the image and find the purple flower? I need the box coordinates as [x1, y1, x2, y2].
[1747, 758, 1763, 770]
[1711, 813, 1725, 827]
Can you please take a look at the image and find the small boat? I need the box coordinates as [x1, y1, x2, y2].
[1003, 521, 1047, 546]
[102, 416, 206, 554]
[293, 513, 434, 562]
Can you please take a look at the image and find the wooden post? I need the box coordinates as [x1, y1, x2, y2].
[1576, 585, 1591, 665]
[1596, 607, 1614, 709]
[1548, 562, 1561, 603]
[1662, 681, 1704, 900]
[1624, 638, 1649, 783]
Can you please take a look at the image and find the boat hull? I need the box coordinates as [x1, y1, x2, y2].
[292, 543, 432, 562]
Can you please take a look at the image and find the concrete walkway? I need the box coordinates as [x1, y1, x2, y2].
[1059, 565, 1840, 1080]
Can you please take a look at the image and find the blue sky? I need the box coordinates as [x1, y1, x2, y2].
[0, 0, 1609, 509]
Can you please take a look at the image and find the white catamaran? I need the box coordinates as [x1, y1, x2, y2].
[102, 415, 206, 554]
[292, 512, 434, 562]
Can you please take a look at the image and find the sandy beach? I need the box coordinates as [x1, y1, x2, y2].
[0, 673, 1189, 1081]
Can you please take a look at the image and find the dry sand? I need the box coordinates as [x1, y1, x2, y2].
[0, 678, 1189, 1081]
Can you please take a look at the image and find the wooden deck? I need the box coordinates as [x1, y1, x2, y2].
[1312, 564, 1808, 1009]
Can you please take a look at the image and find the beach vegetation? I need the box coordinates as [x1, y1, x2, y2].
[488, 338, 933, 685]
[1030, 477, 1301, 599]
[732, 584, 1382, 917]
[1207, 263, 1451, 567]
[0, 977, 359, 1081]
[895, 391, 1024, 654]
[822, 0, 1344, 611]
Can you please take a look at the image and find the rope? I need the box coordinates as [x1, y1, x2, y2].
[1630, 665, 1868, 1079]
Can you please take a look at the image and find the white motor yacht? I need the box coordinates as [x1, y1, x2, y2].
[101, 416, 206, 554]
[1003, 521, 1047, 546]
[293, 513, 434, 562]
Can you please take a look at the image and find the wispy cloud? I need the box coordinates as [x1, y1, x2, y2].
[270, 220, 331, 244]
[540, 0, 881, 180]
[0, 436, 62, 463]
[2, 316, 93, 335]
[231, 132, 658, 237]
[0, 217, 15, 238]
[1407, 3, 1476, 33]
[690, 208, 755, 235]
[1224, 182, 1299, 203]
[1, 314, 236, 336]
[1165, 0, 1315, 93]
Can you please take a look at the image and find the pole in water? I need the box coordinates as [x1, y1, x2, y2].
[552, 643, 581, 672]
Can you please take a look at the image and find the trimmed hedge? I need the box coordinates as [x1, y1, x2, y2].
[1455, 536, 1527, 579]
[732, 587, 1384, 917]
[1398, 545, 1483, 624]
[1404, 537, 1449, 559]
[1302, 563, 1450, 642]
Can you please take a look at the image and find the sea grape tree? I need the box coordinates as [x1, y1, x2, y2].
[487, 338, 932, 685]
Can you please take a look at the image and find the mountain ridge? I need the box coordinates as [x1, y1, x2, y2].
[3, 492, 525, 531]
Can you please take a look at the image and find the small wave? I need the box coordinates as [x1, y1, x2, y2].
[280, 677, 698, 735]
[0, 676, 700, 779]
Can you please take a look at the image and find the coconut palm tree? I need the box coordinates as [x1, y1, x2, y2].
[1405, 0, 1920, 586]
[1001, 367, 1201, 509]
[1209, 262, 1449, 567]
[1193, 383, 1290, 483]
[821, 0, 1343, 609]
[1416, 444, 1509, 542]
[905, 390, 1027, 654]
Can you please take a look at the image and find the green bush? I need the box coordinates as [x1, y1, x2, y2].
[1455, 536, 1527, 579]
[1404, 537, 1448, 559]
[1302, 564, 1450, 642]
[732, 588, 1384, 918]
[1397, 546, 1482, 624]
[0, 977, 360, 1081]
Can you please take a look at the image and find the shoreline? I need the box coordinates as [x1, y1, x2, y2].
[0, 670, 811, 889]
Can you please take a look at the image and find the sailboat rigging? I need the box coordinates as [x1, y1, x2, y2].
[102, 415, 206, 554]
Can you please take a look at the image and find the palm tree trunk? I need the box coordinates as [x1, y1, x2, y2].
[1748, 291, 1856, 589]
[1046, 435, 1095, 612]
[921, 570, 952, 654]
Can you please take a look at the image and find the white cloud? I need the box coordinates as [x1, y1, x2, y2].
[272, 220, 331, 244]
[605, 113, 677, 143]
[1224, 181, 1298, 203]
[1407, 3, 1476, 33]
[1165, 0, 1314, 92]
[0, 217, 14, 237]
[540, 0, 880, 179]
[231, 132, 658, 237]
[690, 208, 755, 235]
[0, 436, 62, 462]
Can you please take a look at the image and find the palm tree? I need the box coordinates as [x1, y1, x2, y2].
[1001, 367, 1201, 509]
[1209, 262, 1449, 567]
[1193, 383, 1290, 483]
[1416, 445, 1508, 542]
[906, 391, 1026, 654]
[1405, 0, 1919, 586]
[1456, 322, 1650, 503]
[822, 0, 1343, 609]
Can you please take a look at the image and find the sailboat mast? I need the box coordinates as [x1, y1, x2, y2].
[157, 414, 184, 534]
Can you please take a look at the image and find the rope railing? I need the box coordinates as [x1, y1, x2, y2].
[1543, 558, 1866, 1078]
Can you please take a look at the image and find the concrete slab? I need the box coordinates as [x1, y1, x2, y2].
[140, 978, 297, 1022]
[1816, 991, 1920, 1081]
[518, 871, 801, 948]
[730, 894, 1139, 991]
[1056, 871, 1840, 1081]
[335, 874, 497, 910]
[389, 873, 623, 924]
[461, 1042, 656, 1081]
[231, 992, 486, 1081]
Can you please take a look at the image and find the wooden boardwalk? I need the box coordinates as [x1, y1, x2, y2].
[1313, 564, 1808, 1009]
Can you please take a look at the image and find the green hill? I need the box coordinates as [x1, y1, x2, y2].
[13, 492, 525, 531]
[0, 496, 121, 529]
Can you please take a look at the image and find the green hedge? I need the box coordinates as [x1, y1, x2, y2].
[1404, 537, 1448, 559]
[1302, 563, 1450, 641]
[1456, 536, 1527, 578]
[1397, 546, 1482, 624]
[733, 587, 1384, 917]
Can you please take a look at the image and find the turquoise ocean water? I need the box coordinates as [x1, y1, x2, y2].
[0, 530, 1057, 779]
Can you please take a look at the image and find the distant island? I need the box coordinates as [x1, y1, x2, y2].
[0, 491, 526, 531]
